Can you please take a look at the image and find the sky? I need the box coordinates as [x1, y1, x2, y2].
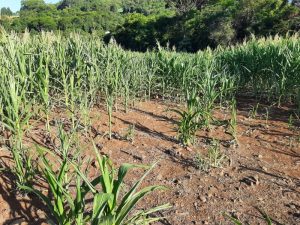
[0, 0, 59, 12]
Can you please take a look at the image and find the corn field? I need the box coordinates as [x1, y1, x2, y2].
[0, 28, 299, 224]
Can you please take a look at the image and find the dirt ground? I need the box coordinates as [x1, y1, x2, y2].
[0, 97, 300, 225]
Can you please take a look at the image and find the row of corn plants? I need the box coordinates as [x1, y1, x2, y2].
[0, 28, 296, 223]
[1, 28, 299, 179]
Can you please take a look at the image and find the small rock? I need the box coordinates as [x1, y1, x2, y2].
[254, 154, 263, 159]
[157, 174, 163, 180]
[257, 198, 264, 202]
[185, 174, 192, 180]
[186, 146, 192, 151]
[200, 196, 207, 203]
[193, 202, 199, 210]
[96, 143, 103, 150]
[219, 170, 224, 176]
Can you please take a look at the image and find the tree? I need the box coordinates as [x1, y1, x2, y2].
[292, 0, 300, 7]
[166, 0, 207, 13]
[121, 0, 168, 15]
[21, 0, 48, 11]
[179, 0, 236, 50]
[234, 0, 299, 39]
[1, 7, 13, 16]
[57, 0, 84, 10]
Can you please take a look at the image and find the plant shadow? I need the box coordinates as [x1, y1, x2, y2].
[0, 155, 48, 225]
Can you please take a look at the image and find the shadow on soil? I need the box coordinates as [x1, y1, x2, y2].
[0, 155, 48, 225]
[132, 107, 177, 124]
[237, 96, 300, 125]
[239, 165, 300, 194]
[116, 117, 179, 144]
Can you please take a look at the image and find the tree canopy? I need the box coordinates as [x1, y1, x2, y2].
[1, 0, 299, 51]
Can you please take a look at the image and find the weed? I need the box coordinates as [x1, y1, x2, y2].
[124, 124, 135, 142]
[248, 103, 259, 119]
[195, 140, 227, 171]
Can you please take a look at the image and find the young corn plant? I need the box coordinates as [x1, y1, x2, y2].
[20, 125, 88, 224]
[171, 109, 201, 146]
[35, 52, 51, 132]
[81, 144, 171, 225]
[78, 91, 93, 134]
[0, 76, 34, 186]
[103, 45, 122, 139]
[171, 89, 204, 146]
[198, 68, 220, 128]
[20, 145, 86, 225]
[21, 133, 170, 225]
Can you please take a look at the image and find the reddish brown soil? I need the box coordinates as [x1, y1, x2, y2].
[0, 98, 300, 225]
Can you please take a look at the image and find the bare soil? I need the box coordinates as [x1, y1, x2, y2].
[0, 98, 300, 225]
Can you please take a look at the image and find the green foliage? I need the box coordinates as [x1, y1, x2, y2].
[195, 139, 227, 171]
[1, 0, 299, 51]
[224, 209, 273, 225]
[171, 108, 201, 146]
[20, 137, 170, 225]
[121, 0, 168, 15]
[1, 7, 13, 16]
[114, 12, 175, 51]
[234, 0, 299, 39]
[0, 31, 300, 192]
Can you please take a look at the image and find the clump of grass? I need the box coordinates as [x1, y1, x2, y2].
[248, 103, 259, 119]
[124, 124, 135, 142]
[0, 75, 34, 186]
[195, 140, 227, 171]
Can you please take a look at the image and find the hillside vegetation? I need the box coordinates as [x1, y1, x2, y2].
[1, 0, 300, 51]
